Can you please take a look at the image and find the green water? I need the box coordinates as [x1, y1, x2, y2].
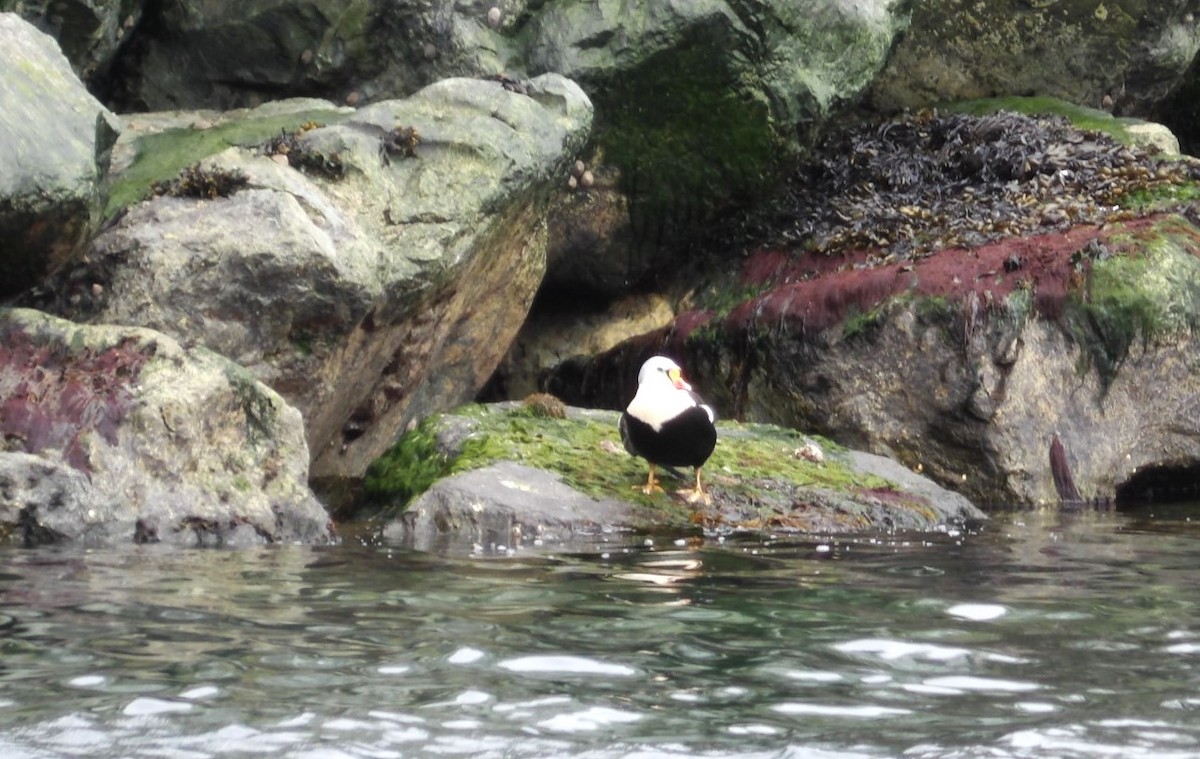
[2, 507, 1200, 758]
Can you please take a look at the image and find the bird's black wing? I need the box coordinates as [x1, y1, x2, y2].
[618, 412, 636, 456]
[687, 390, 716, 423]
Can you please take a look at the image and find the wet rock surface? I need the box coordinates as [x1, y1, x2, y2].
[29, 76, 593, 484]
[0, 14, 119, 298]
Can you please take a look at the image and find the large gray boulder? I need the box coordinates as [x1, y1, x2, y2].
[0, 308, 334, 546]
[523, 0, 903, 130]
[86, 0, 527, 110]
[867, 0, 1200, 115]
[0, 13, 118, 298]
[43, 75, 592, 483]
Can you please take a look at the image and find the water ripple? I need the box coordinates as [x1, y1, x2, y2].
[1, 509, 1199, 757]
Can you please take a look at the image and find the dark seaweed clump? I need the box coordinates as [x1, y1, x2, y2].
[153, 163, 250, 200]
[732, 110, 1200, 263]
[260, 122, 347, 179]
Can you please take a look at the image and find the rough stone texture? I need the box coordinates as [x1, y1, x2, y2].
[90, 0, 532, 111]
[524, 0, 902, 137]
[0, 13, 119, 298]
[83, 0, 900, 146]
[384, 461, 634, 554]
[866, 0, 1200, 116]
[0, 308, 334, 547]
[732, 310, 1200, 508]
[43, 76, 592, 482]
[103, 0, 377, 110]
[542, 160, 638, 298]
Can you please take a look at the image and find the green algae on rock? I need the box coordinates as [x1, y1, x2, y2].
[105, 101, 353, 218]
[942, 96, 1181, 151]
[360, 402, 983, 542]
[1061, 215, 1200, 389]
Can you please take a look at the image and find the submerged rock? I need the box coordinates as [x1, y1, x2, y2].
[0, 308, 334, 547]
[362, 403, 983, 553]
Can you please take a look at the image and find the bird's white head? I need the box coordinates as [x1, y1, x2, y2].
[637, 355, 691, 391]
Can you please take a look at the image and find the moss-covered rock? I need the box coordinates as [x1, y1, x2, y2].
[945, 96, 1181, 153]
[359, 402, 983, 551]
[32, 76, 593, 490]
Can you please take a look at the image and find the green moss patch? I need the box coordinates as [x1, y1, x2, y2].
[106, 108, 351, 219]
[362, 416, 452, 514]
[360, 403, 918, 532]
[593, 36, 776, 250]
[1064, 218, 1200, 387]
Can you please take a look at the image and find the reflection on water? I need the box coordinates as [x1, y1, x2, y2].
[1, 507, 1200, 758]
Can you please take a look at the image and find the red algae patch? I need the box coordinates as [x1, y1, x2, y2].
[724, 221, 1170, 334]
[0, 326, 154, 472]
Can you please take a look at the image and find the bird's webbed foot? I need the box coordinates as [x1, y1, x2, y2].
[676, 488, 712, 506]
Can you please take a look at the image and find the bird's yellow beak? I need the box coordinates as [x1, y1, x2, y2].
[667, 367, 688, 390]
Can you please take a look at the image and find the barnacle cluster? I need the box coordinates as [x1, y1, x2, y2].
[152, 163, 249, 199]
[741, 110, 1200, 263]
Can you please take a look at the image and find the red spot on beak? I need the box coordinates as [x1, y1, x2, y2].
[668, 368, 689, 390]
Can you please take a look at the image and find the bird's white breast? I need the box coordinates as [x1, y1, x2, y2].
[626, 379, 703, 431]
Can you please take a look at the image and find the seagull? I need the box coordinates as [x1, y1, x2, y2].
[619, 355, 717, 504]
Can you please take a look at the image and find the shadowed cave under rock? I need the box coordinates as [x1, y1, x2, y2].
[1115, 463, 1200, 506]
